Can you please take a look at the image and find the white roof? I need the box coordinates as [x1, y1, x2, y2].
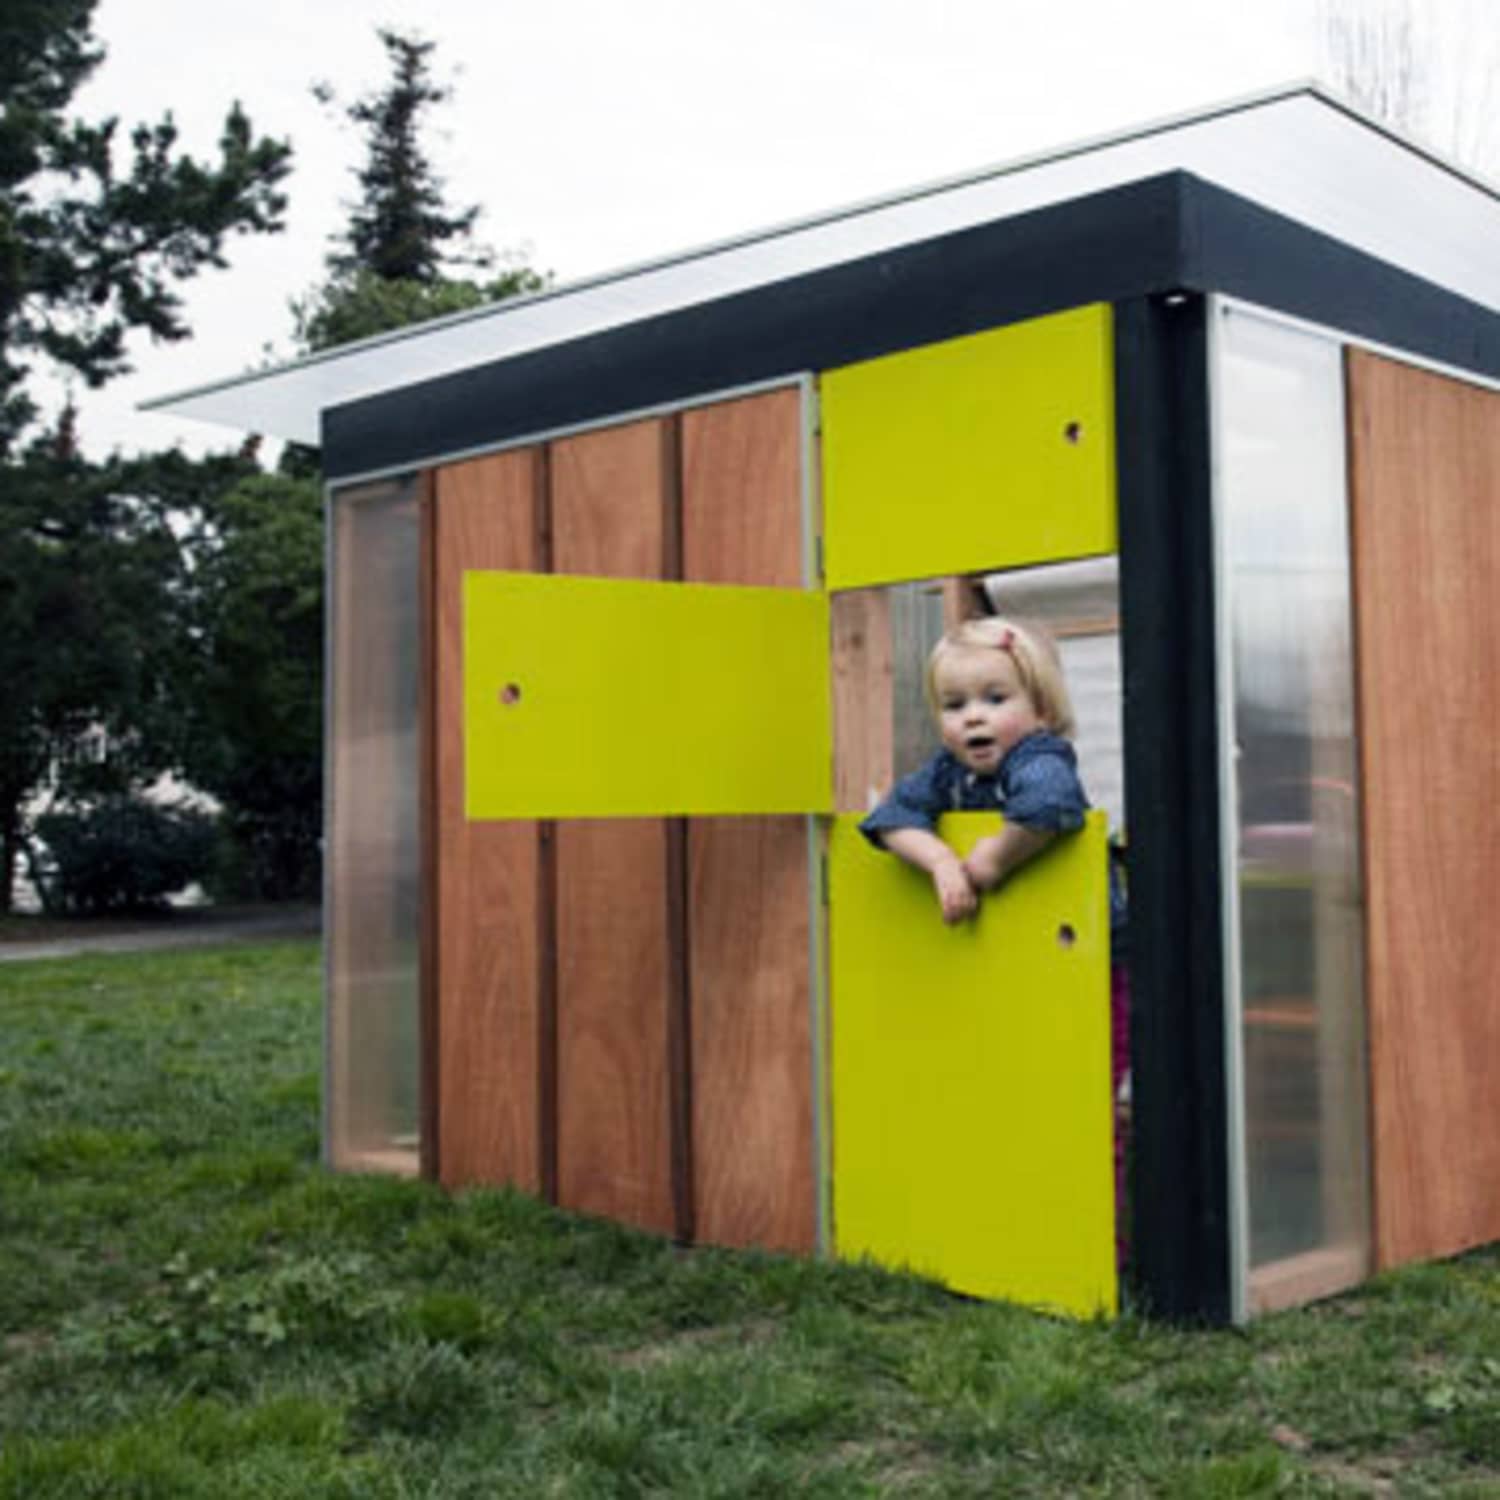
[145, 85, 1500, 446]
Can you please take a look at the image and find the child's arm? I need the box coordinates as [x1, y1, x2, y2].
[965, 736, 1087, 892]
[878, 827, 978, 925]
[963, 823, 1054, 891]
[859, 756, 977, 924]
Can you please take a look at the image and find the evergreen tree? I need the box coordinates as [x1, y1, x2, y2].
[325, 28, 481, 285]
[0, 0, 289, 910]
[296, 26, 546, 357]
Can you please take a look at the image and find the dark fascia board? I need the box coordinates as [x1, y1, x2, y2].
[324, 167, 1500, 482]
[1177, 174, 1500, 376]
[323, 172, 1189, 480]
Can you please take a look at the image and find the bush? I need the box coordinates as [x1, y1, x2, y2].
[33, 796, 218, 914]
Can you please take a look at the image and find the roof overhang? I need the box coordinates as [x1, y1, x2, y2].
[144, 85, 1500, 448]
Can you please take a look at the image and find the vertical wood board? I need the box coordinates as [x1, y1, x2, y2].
[829, 812, 1116, 1316]
[1347, 348, 1500, 1269]
[433, 450, 543, 1190]
[551, 420, 676, 1234]
[682, 385, 817, 1253]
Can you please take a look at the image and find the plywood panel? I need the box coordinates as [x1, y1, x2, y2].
[829, 812, 1115, 1315]
[1347, 349, 1500, 1269]
[821, 305, 1117, 590]
[682, 386, 804, 587]
[551, 419, 675, 1234]
[464, 572, 832, 817]
[433, 450, 543, 1190]
[681, 386, 816, 1252]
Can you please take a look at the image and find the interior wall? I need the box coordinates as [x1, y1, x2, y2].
[1347, 348, 1500, 1270]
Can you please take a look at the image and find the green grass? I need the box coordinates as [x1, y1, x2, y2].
[3, 942, 1499, 1496]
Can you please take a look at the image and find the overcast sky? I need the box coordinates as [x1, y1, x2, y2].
[69, 0, 1335, 454]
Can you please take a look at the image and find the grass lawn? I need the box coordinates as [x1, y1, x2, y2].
[2, 942, 1499, 1497]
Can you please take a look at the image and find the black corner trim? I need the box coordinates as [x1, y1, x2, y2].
[1116, 294, 1232, 1324]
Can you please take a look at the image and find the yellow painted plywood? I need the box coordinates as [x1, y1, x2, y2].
[821, 305, 1116, 590]
[829, 811, 1116, 1316]
[466, 571, 832, 818]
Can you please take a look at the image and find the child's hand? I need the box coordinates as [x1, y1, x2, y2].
[932, 856, 979, 924]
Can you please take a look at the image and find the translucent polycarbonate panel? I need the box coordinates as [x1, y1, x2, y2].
[1216, 306, 1370, 1311]
[149, 90, 1500, 445]
[327, 476, 422, 1175]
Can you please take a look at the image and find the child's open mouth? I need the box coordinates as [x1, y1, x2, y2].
[964, 735, 998, 761]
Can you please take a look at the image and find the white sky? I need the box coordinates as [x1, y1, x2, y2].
[70, 0, 1332, 456]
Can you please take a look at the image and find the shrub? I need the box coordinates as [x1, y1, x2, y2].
[33, 796, 217, 914]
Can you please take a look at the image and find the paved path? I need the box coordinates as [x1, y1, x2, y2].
[0, 906, 320, 963]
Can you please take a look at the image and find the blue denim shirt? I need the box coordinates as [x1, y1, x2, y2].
[859, 731, 1089, 845]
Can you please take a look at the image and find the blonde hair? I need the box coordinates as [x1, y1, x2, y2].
[925, 616, 1076, 738]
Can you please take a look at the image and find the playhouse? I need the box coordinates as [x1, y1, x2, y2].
[150, 87, 1500, 1324]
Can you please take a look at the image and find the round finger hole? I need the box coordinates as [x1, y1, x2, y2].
[1057, 923, 1076, 949]
[500, 683, 522, 706]
[1064, 421, 1083, 445]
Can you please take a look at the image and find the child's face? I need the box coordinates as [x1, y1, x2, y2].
[933, 647, 1045, 775]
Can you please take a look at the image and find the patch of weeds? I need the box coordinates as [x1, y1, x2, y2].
[64, 1249, 396, 1376]
[351, 1339, 489, 1439]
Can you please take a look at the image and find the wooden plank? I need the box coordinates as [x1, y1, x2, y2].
[831, 588, 894, 814]
[433, 450, 543, 1191]
[551, 419, 677, 1234]
[683, 387, 817, 1253]
[1347, 348, 1500, 1269]
[682, 387, 804, 587]
[687, 816, 816, 1251]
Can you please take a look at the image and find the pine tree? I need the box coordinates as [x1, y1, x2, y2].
[296, 26, 546, 356]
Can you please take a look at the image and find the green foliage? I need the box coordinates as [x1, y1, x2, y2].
[176, 471, 324, 900]
[0, 0, 290, 455]
[32, 795, 215, 913]
[297, 26, 547, 358]
[292, 262, 547, 353]
[322, 28, 481, 286]
[0, 0, 286, 908]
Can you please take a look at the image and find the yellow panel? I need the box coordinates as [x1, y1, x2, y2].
[821, 305, 1116, 590]
[466, 571, 832, 818]
[829, 811, 1116, 1316]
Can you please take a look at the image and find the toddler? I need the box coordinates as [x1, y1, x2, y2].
[859, 615, 1087, 919]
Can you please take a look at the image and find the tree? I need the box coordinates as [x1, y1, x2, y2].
[176, 473, 324, 901]
[296, 26, 546, 356]
[0, 0, 291, 456]
[0, 0, 290, 910]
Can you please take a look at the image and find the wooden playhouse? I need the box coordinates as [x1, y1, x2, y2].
[151, 87, 1500, 1323]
